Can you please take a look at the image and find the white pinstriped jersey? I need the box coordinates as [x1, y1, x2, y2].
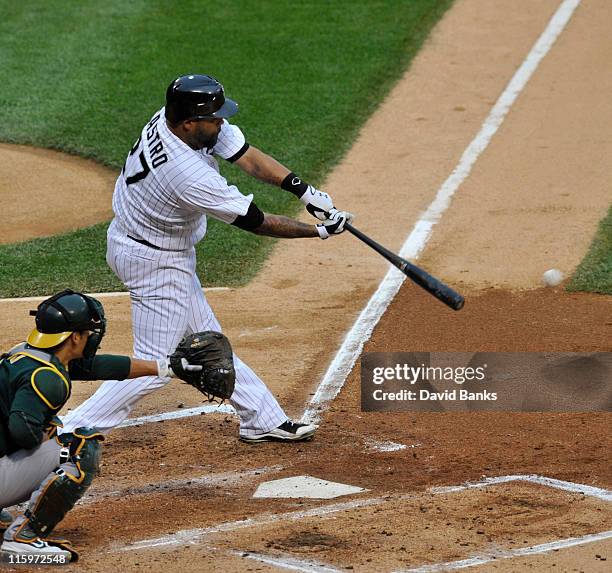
[112, 107, 253, 250]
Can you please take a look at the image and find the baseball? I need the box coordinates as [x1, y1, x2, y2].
[542, 268, 564, 287]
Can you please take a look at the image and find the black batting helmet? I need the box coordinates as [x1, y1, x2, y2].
[27, 289, 106, 357]
[165, 74, 238, 124]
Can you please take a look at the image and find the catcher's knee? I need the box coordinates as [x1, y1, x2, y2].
[57, 427, 103, 485]
[23, 428, 103, 537]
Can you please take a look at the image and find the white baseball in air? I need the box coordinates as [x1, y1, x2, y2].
[542, 269, 564, 287]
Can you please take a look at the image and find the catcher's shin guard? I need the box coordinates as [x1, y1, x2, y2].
[9, 428, 103, 540]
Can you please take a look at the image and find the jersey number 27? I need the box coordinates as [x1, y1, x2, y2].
[122, 136, 150, 186]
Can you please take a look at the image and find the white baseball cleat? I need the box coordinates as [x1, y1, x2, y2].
[240, 420, 318, 443]
[1, 537, 72, 561]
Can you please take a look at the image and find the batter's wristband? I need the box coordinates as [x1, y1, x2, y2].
[281, 172, 309, 198]
[316, 224, 330, 240]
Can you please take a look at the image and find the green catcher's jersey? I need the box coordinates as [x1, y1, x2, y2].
[0, 344, 130, 457]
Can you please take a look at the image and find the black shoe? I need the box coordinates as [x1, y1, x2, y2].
[240, 420, 318, 443]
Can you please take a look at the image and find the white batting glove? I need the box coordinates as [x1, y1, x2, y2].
[316, 210, 354, 239]
[300, 185, 335, 221]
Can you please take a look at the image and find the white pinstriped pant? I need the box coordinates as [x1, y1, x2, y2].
[60, 221, 286, 436]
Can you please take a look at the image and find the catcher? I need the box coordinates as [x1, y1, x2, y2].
[0, 289, 234, 562]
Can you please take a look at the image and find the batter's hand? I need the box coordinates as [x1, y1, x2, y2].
[316, 210, 354, 239]
[301, 185, 335, 221]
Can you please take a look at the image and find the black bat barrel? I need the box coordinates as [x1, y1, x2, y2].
[345, 223, 464, 311]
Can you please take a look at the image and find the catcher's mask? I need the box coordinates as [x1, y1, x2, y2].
[165, 74, 238, 125]
[27, 289, 106, 358]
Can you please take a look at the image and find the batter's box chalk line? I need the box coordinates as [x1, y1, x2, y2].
[116, 473, 611, 553]
[395, 530, 612, 573]
[232, 550, 346, 573]
[234, 530, 612, 573]
[117, 497, 384, 551]
[117, 403, 236, 428]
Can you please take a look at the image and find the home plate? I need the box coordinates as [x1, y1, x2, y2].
[253, 475, 368, 499]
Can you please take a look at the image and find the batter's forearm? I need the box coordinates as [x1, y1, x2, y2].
[253, 214, 318, 238]
[235, 146, 290, 186]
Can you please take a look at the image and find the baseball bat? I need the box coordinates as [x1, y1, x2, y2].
[345, 223, 465, 311]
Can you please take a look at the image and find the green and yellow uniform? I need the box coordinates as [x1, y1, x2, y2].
[0, 344, 130, 458]
[1, 289, 121, 561]
[1, 344, 134, 561]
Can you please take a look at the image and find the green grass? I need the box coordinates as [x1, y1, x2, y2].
[567, 206, 612, 295]
[0, 220, 275, 296]
[0, 0, 453, 296]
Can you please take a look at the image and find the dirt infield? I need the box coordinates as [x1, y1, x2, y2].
[0, 143, 114, 244]
[1, 0, 611, 571]
[39, 285, 606, 572]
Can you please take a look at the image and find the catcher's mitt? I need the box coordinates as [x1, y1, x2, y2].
[169, 331, 235, 402]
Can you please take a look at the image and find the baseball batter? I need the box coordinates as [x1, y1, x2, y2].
[61, 74, 352, 442]
[0, 290, 220, 560]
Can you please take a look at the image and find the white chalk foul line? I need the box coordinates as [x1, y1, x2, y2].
[398, 530, 612, 572]
[118, 473, 611, 553]
[301, 0, 582, 425]
[117, 403, 236, 428]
